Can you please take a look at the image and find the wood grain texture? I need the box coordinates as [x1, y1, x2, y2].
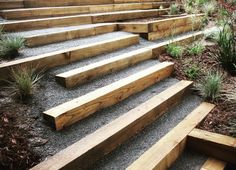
[127, 102, 215, 170]
[44, 62, 174, 130]
[187, 128, 236, 165]
[56, 48, 153, 88]
[0, 2, 171, 19]
[200, 158, 226, 170]
[0, 0, 23, 9]
[31, 80, 192, 170]
[0, 35, 139, 80]
[26, 23, 117, 47]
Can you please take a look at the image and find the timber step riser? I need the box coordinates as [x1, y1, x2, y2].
[31, 80, 193, 170]
[0, 34, 139, 80]
[0, 9, 169, 32]
[26, 24, 118, 47]
[44, 62, 174, 130]
[127, 102, 215, 170]
[0, 2, 172, 19]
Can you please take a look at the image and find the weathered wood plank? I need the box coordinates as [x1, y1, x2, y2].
[44, 62, 174, 130]
[187, 128, 236, 165]
[127, 102, 215, 170]
[118, 22, 149, 33]
[0, 9, 168, 31]
[32, 80, 192, 170]
[0, 34, 139, 80]
[0, 2, 171, 19]
[56, 48, 153, 88]
[0, 0, 23, 9]
[26, 23, 117, 47]
[200, 158, 227, 170]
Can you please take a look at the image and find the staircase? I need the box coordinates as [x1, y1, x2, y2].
[0, 0, 219, 169]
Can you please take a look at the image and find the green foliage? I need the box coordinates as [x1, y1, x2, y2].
[6, 66, 43, 101]
[0, 36, 25, 59]
[198, 72, 223, 101]
[166, 44, 184, 58]
[169, 4, 180, 15]
[0, 26, 3, 39]
[215, 24, 236, 75]
[185, 65, 200, 80]
[202, 1, 217, 16]
[187, 42, 205, 55]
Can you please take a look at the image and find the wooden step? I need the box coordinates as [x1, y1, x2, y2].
[44, 62, 174, 130]
[23, 0, 165, 8]
[32, 80, 192, 170]
[187, 128, 236, 165]
[26, 23, 117, 47]
[0, 9, 168, 32]
[0, 0, 23, 10]
[0, 2, 172, 19]
[127, 102, 215, 170]
[118, 14, 204, 34]
[56, 48, 153, 88]
[201, 158, 226, 170]
[0, 34, 139, 80]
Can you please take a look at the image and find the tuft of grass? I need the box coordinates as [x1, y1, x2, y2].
[0, 25, 3, 39]
[169, 4, 180, 15]
[0, 36, 25, 59]
[185, 65, 200, 80]
[166, 44, 184, 58]
[215, 24, 236, 75]
[6, 66, 43, 101]
[187, 42, 205, 55]
[202, 1, 217, 16]
[198, 72, 223, 101]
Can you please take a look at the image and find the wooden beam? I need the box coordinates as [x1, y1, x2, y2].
[26, 23, 117, 47]
[0, 8, 168, 32]
[32, 80, 192, 170]
[0, 0, 23, 10]
[0, 34, 139, 80]
[118, 23, 149, 33]
[201, 158, 227, 170]
[127, 102, 215, 170]
[0, 2, 171, 19]
[187, 128, 236, 165]
[44, 62, 174, 130]
[56, 48, 153, 88]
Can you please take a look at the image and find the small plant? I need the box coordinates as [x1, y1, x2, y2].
[169, 4, 180, 15]
[0, 36, 25, 59]
[215, 24, 236, 75]
[6, 66, 43, 101]
[202, 1, 217, 16]
[187, 42, 205, 55]
[166, 44, 184, 58]
[0, 25, 3, 39]
[198, 72, 223, 101]
[185, 65, 200, 80]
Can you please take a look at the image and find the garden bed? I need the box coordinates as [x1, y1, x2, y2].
[159, 42, 236, 138]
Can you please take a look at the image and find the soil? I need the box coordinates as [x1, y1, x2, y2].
[0, 91, 43, 170]
[159, 43, 236, 137]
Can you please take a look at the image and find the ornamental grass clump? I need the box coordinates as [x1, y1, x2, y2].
[215, 24, 236, 75]
[6, 66, 43, 101]
[0, 36, 25, 59]
[169, 4, 181, 15]
[198, 72, 223, 101]
[166, 44, 184, 58]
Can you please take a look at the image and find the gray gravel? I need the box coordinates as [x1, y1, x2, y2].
[170, 149, 207, 170]
[91, 94, 202, 170]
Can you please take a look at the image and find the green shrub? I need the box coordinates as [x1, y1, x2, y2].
[6, 66, 43, 101]
[185, 65, 200, 80]
[169, 4, 180, 15]
[215, 24, 236, 75]
[166, 44, 184, 58]
[0, 36, 25, 59]
[187, 42, 205, 55]
[198, 72, 222, 101]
